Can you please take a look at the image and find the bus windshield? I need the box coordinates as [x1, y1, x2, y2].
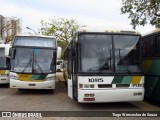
[78, 34, 142, 73]
[11, 48, 55, 73]
[0, 48, 9, 69]
[79, 34, 112, 72]
[114, 35, 141, 73]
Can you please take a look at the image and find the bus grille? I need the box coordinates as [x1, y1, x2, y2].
[116, 84, 130, 88]
[98, 84, 112, 88]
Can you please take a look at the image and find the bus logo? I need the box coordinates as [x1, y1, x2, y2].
[88, 78, 103, 82]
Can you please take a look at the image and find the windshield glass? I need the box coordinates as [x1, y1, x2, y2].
[79, 34, 112, 72]
[33, 49, 54, 73]
[0, 48, 9, 69]
[114, 35, 142, 73]
[78, 34, 142, 73]
[14, 36, 56, 47]
[11, 48, 55, 73]
[11, 48, 33, 73]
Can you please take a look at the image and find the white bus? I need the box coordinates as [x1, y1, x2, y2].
[56, 60, 63, 72]
[63, 28, 144, 103]
[0, 44, 11, 84]
[10, 34, 58, 92]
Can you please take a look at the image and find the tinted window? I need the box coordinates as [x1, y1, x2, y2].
[114, 35, 141, 72]
[79, 34, 112, 72]
[144, 36, 154, 57]
[155, 36, 160, 56]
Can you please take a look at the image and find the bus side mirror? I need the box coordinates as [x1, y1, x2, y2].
[4, 45, 11, 58]
[53, 51, 57, 65]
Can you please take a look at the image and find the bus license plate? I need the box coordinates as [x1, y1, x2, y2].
[29, 84, 36, 86]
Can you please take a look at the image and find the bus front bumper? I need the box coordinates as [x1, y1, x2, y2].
[0, 77, 9, 84]
[10, 79, 55, 89]
[78, 88, 144, 103]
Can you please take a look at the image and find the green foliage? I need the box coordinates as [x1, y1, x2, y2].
[121, 0, 160, 28]
[39, 17, 85, 59]
[39, 17, 83, 43]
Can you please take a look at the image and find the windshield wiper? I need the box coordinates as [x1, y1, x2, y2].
[118, 49, 131, 75]
[34, 58, 44, 74]
[97, 57, 111, 75]
[22, 58, 32, 73]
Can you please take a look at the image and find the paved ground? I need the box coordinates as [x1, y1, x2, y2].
[0, 72, 159, 120]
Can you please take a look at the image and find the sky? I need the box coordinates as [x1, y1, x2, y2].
[0, 0, 155, 35]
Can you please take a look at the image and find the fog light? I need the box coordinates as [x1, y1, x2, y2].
[84, 94, 89, 97]
[90, 84, 95, 88]
[90, 94, 95, 97]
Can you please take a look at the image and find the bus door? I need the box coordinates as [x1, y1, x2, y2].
[72, 38, 78, 100]
[67, 46, 73, 99]
[72, 47, 78, 101]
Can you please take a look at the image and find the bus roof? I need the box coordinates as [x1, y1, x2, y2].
[142, 28, 160, 37]
[13, 34, 56, 47]
[0, 44, 11, 48]
[15, 34, 56, 39]
[77, 27, 140, 35]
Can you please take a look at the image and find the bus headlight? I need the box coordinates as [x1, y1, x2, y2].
[90, 85, 95, 88]
[46, 76, 55, 81]
[84, 84, 89, 88]
[0, 74, 7, 77]
[84, 94, 95, 98]
[79, 84, 95, 88]
[132, 84, 143, 87]
[10, 75, 18, 80]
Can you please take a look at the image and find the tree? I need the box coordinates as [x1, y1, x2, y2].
[0, 16, 21, 43]
[121, 0, 160, 28]
[39, 17, 84, 45]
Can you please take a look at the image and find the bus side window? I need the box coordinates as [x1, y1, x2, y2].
[155, 36, 160, 56]
[144, 36, 154, 58]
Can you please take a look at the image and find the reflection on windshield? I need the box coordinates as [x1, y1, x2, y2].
[33, 49, 54, 73]
[12, 48, 32, 73]
[79, 34, 112, 72]
[11, 48, 55, 73]
[114, 35, 141, 73]
[14, 36, 56, 47]
[79, 34, 142, 73]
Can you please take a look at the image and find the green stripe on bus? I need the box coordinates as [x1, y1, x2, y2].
[149, 60, 160, 76]
[112, 76, 124, 84]
[31, 75, 47, 80]
[121, 76, 132, 84]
